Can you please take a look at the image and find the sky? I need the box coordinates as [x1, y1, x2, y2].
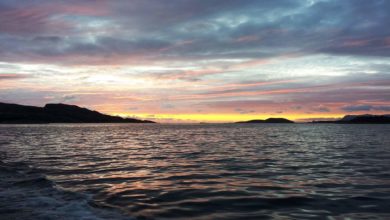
[0, 0, 389, 122]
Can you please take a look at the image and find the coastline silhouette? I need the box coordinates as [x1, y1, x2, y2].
[0, 102, 155, 123]
[2, 102, 389, 124]
[312, 114, 390, 124]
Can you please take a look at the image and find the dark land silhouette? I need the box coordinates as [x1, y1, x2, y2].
[312, 114, 390, 124]
[236, 118, 295, 123]
[0, 102, 155, 123]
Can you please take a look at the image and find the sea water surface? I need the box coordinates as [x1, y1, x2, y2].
[0, 124, 390, 219]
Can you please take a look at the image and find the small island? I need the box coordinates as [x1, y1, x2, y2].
[0, 102, 155, 124]
[236, 118, 294, 123]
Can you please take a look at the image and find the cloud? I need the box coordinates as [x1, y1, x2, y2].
[33, 36, 62, 43]
[0, 1, 108, 35]
[373, 106, 390, 111]
[321, 37, 390, 57]
[161, 103, 175, 109]
[0, 0, 389, 65]
[60, 95, 78, 103]
[312, 105, 330, 112]
[235, 108, 256, 114]
[341, 105, 390, 112]
[127, 107, 139, 111]
[0, 73, 31, 80]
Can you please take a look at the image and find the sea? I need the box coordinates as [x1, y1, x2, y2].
[0, 123, 389, 219]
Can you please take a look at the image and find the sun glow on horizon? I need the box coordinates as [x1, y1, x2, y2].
[112, 113, 346, 123]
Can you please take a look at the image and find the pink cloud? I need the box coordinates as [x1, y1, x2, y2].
[235, 35, 259, 43]
[210, 79, 298, 92]
[342, 39, 371, 47]
[384, 37, 390, 47]
[0, 2, 109, 35]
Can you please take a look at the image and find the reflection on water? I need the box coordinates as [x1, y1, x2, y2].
[1, 124, 390, 219]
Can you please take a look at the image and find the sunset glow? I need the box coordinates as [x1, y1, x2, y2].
[1, 0, 389, 122]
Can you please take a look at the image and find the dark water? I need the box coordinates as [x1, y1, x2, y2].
[1, 124, 390, 219]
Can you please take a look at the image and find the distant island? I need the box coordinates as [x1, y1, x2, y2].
[0, 102, 155, 124]
[312, 114, 390, 124]
[236, 118, 294, 123]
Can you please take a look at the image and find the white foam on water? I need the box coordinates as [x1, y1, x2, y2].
[0, 160, 133, 220]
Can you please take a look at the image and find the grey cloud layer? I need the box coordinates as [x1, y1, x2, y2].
[0, 0, 389, 64]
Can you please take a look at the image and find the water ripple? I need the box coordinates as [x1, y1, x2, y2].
[1, 123, 390, 219]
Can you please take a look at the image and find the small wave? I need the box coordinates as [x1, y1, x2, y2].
[0, 160, 132, 220]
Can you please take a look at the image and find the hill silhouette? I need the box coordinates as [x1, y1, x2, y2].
[236, 118, 294, 123]
[312, 114, 390, 124]
[0, 102, 155, 123]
